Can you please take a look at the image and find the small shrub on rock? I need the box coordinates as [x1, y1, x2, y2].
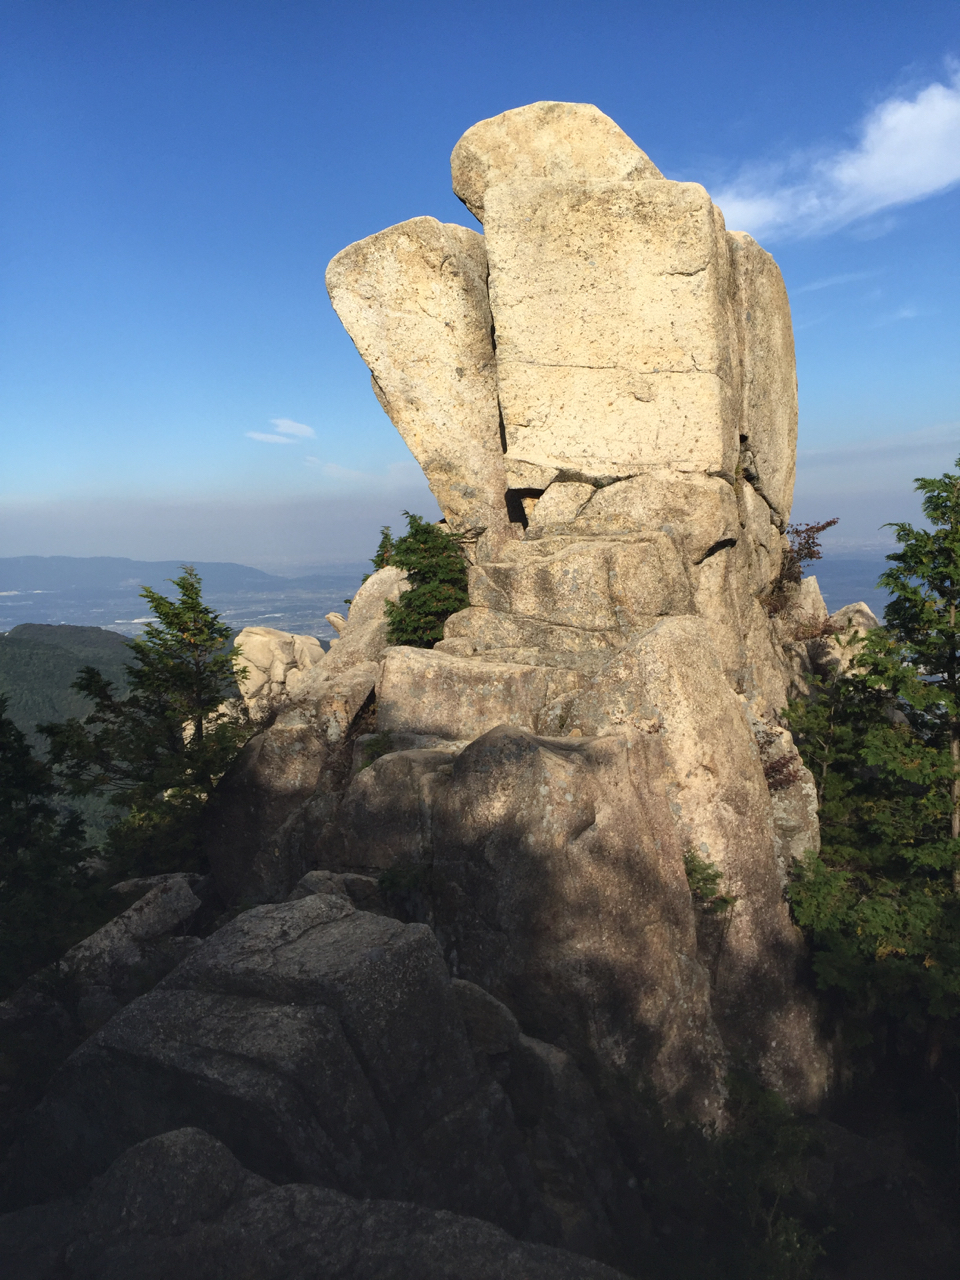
[763, 517, 839, 616]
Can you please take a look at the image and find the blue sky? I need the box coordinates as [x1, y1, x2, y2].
[2, 0, 958, 570]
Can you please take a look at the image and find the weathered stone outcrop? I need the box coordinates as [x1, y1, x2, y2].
[315, 101, 824, 1116]
[315, 563, 409, 678]
[0, 875, 214, 1141]
[201, 102, 825, 1118]
[204, 663, 376, 904]
[311, 716, 824, 1117]
[207, 567, 413, 903]
[234, 625, 325, 718]
[811, 599, 881, 678]
[427, 726, 727, 1122]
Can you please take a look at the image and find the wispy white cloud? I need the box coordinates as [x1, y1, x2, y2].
[270, 418, 315, 439]
[870, 305, 922, 327]
[793, 270, 879, 294]
[246, 418, 316, 445]
[715, 66, 960, 240]
[246, 431, 296, 444]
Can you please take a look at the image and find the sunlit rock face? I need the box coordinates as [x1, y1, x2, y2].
[217, 101, 826, 1119]
[327, 100, 799, 722]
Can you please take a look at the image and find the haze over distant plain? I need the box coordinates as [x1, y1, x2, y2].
[2, 0, 958, 572]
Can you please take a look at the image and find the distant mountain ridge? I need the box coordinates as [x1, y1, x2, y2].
[0, 556, 371, 639]
[0, 556, 366, 594]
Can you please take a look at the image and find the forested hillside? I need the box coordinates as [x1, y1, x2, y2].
[0, 625, 132, 746]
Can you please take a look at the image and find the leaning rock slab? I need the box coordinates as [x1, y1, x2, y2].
[56, 876, 202, 1032]
[727, 231, 797, 526]
[326, 217, 514, 556]
[204, 714, 332, 905]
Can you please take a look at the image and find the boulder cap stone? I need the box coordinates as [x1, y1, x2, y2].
[451, 101, 663, 222]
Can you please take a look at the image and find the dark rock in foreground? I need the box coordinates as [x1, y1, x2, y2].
[2, 894, 639, 1266]
[0, 1127, 627, 1280]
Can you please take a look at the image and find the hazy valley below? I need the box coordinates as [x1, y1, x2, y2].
[0, 556, 370, 640]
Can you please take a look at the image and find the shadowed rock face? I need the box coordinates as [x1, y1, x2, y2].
[2, 895, 641, 1266]
[0, 1128, 630, 1280]
[426, 726, 727, 1124]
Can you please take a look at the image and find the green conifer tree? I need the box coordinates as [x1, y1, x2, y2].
[786, 458, 960, 1047]
[40, 566, 250, 877]
[376, 513, 469, 648]
[880, 464, 960, 867]
[0, 695, 106, 993]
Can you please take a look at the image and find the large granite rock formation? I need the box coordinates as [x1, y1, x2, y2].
[320, 100, 826, 1113]
[3, 892, 641, 1269]
[201, 101, 827, 1115]
[2, 102, 853, 1279]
